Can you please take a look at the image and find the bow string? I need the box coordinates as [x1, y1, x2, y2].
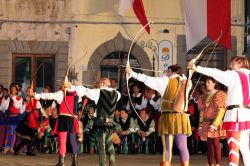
[184, 31, 223, 111]
[64, 46, 87, 119]
[126, 22, 153, 126]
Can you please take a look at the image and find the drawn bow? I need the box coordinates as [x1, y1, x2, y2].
[64, 47, 87, 119]
[184, 32, 223, 110]
[126, 22, 153, 126]
[30, 62, 45, 91]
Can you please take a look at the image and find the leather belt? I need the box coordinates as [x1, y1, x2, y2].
[227, 105, 250, 110]
[161, 111, 179, 114]
[161, 111, 188, 114]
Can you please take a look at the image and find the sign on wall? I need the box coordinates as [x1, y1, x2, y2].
[158, 40, 173, 76]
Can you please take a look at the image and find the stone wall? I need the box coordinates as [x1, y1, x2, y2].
[0, 40, 68, 89]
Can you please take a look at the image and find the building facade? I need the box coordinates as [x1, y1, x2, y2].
[0, 0, 245, 90]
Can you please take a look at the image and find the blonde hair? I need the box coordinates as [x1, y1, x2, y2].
[231, 56, 249, 69]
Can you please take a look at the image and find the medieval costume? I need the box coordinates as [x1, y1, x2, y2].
[83, 110, 97, 154]
[71, 84, 120, 166]
[126, 86, 143, 119]
[117, 112, 135, 154]
[0, 94, 23, 154]
[141, 91, 161, 115]
[128, 70, 191, 166]
[134, 114, 156, 154]
[126, 93, 143, 110]
[40, 98, 55, 117]
[0, 94, 9, 149]
[198, 90, 226, 166]
[195, 65, 250, 166]
[141, 90, 161, 150]
[35, 90, 79, 166]
[14, 97, 49, 155]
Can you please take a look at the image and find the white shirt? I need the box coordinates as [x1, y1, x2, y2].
[126, 93, 143, 110]
[131, 71, 169, 96]
[22, 97, 43, 113]
[71, 85, 121, 105]
[140, 94, 161, 111]
[0, 96, 23, 113]
[35, 90, 64, 104]
[196, 66, 250, 106]
[130, 71, 187, 97]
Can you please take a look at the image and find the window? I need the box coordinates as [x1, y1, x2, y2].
[186, 43, 227, 71]
[100, 51, 141, 78]
[13, 54, 55, 92]
[100, 51, 141, 92]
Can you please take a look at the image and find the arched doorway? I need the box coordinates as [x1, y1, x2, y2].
[83, 32, 152, 86]
[100, 51, 142, 92]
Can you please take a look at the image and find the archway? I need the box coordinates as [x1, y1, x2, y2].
[83, 32, 152, 85]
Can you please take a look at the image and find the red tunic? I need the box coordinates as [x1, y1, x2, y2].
[9, 96, 22, 114]
[59, 92, 78, 115]
[26, 99, 48, 133]
[53, 92, 79, 134]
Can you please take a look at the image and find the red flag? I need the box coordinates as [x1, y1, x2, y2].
[183, 0, 231, 51]
[119, 0, 150, 34]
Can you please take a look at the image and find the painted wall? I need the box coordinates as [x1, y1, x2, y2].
[0, 0, 73, 88]
[70, 0, 244, 83]
[0, 0, 73, 41]
[0, 0, 245, 86]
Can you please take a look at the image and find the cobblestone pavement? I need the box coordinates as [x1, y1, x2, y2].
[0, 153, 244, 166]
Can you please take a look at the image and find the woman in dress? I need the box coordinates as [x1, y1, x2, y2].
[197, 77, 226, 166]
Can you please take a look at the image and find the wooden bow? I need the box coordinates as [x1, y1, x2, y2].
[184, 32, 223, 110]
[30, 62, 45, 90]
[126, 22, 153, 126]
[64, 47, 87, 118]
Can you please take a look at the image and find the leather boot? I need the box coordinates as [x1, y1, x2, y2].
[71, 154, 78, 166]
[181, 161, 189, 166]
[55, 155, 65, 166]
[160, 161, 171, 166]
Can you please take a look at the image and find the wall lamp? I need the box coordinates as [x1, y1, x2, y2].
[163, 28, 169, 33]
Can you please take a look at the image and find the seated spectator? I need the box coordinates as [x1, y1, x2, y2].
[43, 106, 59, 153]
[126, 83, 143, 119]
[134, 109, 156, 154]
[111, 79, 118, 90]
[114, 109, 120, 124]
[117, 109, 135, 154]
[83, 106, 97, 154]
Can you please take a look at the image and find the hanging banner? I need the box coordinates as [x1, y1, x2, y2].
[158, 40, 173, 76]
